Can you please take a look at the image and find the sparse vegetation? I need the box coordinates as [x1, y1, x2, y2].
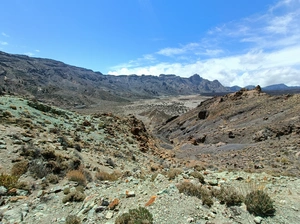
[66, 170, 86, 186]
[212, 186, 244, 206]
[176, 181, 214, 207]
[245, 190, 275, 217]
[46, 173, 59, 184]
[65, 215, 81, 224]
[189, 171, 205, 184]
[167, 168, 183, 180]
[62, 190, 86, 203]
[0, 173, 19, 190]
[11, 160, 29, 176]
[95, 170, 121, 181]
[115, 207, 153, 224]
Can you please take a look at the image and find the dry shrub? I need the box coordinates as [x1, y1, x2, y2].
[212, 186, 244, 206]
[95, 170, 121, 181]
[167, 168, 183, 180]
[115, 207, 153, 224]
[62, 190, 86, 203]
[177, 181, 213, 207]
[29, 159, 50, 179]
[0, 173, 19, 190]
[46, 173, 59, 184]
[245, 190, 275, 217]
[66, 170, 86, 186]
[189, 171, 205, 184]
[11, 160, 29, 176]
[65, 215, 81, 224]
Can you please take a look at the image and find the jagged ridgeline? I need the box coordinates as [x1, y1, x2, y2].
[0, 51, 229, 108]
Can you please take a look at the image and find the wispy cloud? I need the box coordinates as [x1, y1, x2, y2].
[109, 0, 300, 87]
[1, 32, 9, 37]
[0, 41, 8, 45]
[24, 52, 34, 56]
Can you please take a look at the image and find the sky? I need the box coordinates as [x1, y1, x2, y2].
[1, 0, 300, 87]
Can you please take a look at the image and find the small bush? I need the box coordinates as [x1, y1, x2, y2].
[29, 159, 50, 179]
[62, 191, 86, 203]
[95, 170, 121, 181]
[11, 160, 29, 176]
[167, 168, 182, 180]
[245, 190, 275, 217]
[200, 187, 214, 207]
[46, 173, 59, 184]
[213, 186, 244, 207]
[0, 173, 19, 190]
[115, 207, 153, 224]
[66, 170, 86, 186]
[41, 148, 56, 160]
[20, 145, 41, 158]
[177, 182, 214, 207]
[189, 171, 205, 184]
[65, 215, 81, 224]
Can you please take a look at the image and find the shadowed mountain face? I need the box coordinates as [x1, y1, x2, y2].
[0, 51, 229, 107]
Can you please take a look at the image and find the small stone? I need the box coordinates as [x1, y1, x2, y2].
[207, 179, 218, 186]
[0, 186, 8, 195]
[16, 189, 28, 196]
[105, 211, 114, 219]
[101, 200, 110, 206]
[2, 209, 23, 223]
[95, 206, 106, 213]
[187, 217, 194, 223]
[50, 186, 62, 193]
[126, 191, 135, 198]
[0, 144, 6, 149]
[254, 216, 263, 224]
[108, 198, 119, 210]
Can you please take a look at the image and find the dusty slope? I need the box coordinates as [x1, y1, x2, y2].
[0, 93, 300, 224]
[156, 88, 300, 177]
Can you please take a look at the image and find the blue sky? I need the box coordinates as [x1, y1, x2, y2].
[1, 0, 300, 87]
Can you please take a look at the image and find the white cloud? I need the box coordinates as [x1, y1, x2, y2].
[109, 0, 300, 87]
[0, 41, 8, 45]
[1, 32, 9, 37]
[35, 49, 40, 52]
[24, 52, 34, 56]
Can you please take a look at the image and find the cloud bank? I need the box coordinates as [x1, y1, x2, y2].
[108, 0, 300, 87]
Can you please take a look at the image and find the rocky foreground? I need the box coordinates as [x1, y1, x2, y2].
[0, 94, 300, 224]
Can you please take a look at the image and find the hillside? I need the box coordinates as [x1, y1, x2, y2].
[156, 87, 300, 177]
[0, 92, 300, 223]
[0, 51, 228, 108]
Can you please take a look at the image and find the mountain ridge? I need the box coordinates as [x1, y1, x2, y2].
[1, 51, 299, 108]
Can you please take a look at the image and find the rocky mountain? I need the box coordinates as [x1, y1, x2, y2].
[0, 51, 229, 108]
[156, 87, 300, 177]
[229, 84, 300, 93]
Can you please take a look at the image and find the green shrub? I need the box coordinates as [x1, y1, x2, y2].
[65, 215, 81, 224]
[213, 186, 244, 207]
[0, 173, 19, 190]
[115, 207, 153, 224]
[245, 190, 275, 217]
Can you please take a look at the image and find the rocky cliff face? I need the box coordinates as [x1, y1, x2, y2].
[0, 51, 229, 108]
